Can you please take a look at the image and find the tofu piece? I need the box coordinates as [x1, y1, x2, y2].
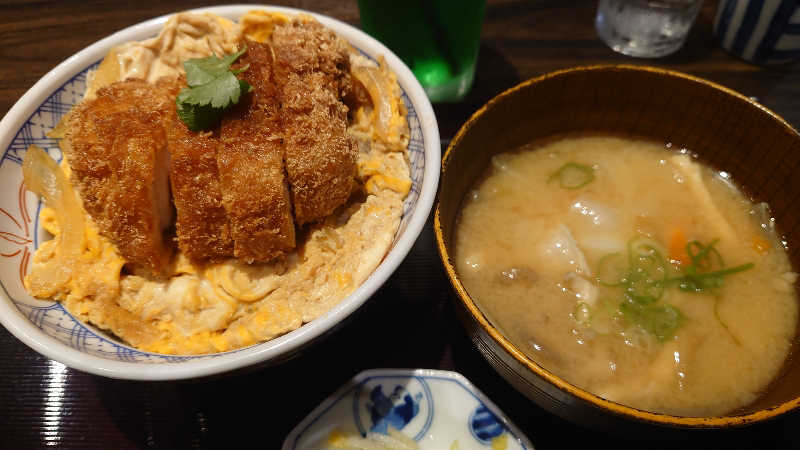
[272, 19, 358, 225]
[64, 79, 173, 274]
[219, 41, 295, 263]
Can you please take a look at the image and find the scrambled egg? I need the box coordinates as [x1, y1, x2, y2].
[24, 11, 411, 355]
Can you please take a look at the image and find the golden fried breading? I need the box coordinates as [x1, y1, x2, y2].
[271, 18, 351, 87]
[272, 19, 358, 225]
[167, 125, 234, 262]
[279, 72, 358, 225]
[158, 78, 234, 263]
[64, 79, 173, 275]
[219, 41, 295, 263]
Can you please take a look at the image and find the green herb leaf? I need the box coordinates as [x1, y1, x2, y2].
[185, 46, 249, 86]
[176, 101, 222, 133]
[176, 46, 252, 131]
[548, 162, 594, 189]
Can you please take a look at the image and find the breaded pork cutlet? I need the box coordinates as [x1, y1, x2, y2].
[158, 78, 234, 263]
[63, 79, 173, 275]
[219, 41, 295, 263]
[272, 18, 358, 225]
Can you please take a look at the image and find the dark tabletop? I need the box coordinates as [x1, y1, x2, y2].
[1, 0, 799, 448]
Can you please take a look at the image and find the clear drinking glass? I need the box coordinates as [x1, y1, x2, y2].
[595, 0, 704, 58]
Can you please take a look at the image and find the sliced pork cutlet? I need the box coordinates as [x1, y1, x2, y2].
[158, 78, 234, 263]
[63, 79, 173, 275]
[219, 41, 295, 263]
[272, 19, 358, 225]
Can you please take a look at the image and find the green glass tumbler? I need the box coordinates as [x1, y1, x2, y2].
[358, 0, 486, 102]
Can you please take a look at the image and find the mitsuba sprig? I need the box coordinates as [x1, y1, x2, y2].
[176, 46, 252, 131]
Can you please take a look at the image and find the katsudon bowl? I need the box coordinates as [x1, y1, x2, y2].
[0, 5, 439, 380]
[434, 65, 800, 430]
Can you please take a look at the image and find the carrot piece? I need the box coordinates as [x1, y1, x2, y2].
[752, 236, 770, 255]
[669, 227, 689, 266]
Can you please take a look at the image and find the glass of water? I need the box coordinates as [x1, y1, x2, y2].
[595, 0, 704, 58]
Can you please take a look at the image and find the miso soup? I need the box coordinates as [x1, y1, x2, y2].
[454, 136, 798, 416]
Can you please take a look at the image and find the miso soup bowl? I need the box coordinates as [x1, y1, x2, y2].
[434, 65, 800, 429]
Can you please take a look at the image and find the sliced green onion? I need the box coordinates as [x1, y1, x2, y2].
[685, 239, 724, 274]
[548, 162, 594, 189]
[668, 239, 753, 293]
[627, 237, 668, 267]
[714, 298, 741, 346]
[596, 253, 628, 286]
[586, 299, 624, 335]
[624, 237, 668, 304]
[574, 301, 591, 325]
[672, 262, 755, 293]
[589, 237, 751, 342]
[625, 273, 664, 304]
[619, 299, 684, 342]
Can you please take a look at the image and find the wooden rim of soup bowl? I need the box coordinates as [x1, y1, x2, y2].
[434, 64, 800, 429]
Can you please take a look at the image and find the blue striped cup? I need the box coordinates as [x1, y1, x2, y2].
[714, 0, 800, 64]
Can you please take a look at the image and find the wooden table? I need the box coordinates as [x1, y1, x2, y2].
[1, 1, 798, 448]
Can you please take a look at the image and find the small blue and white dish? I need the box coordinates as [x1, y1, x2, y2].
[283, 369, 534, 450]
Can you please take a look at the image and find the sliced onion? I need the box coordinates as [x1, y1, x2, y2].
[22, 145, 85, 293]
[351, 63, 393, 140]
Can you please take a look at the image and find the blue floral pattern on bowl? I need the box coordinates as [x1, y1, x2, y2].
[365, 384, 424, 435]
[284, 369, 534, 450]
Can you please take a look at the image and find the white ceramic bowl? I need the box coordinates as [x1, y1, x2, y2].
[0, 5, 439, 380]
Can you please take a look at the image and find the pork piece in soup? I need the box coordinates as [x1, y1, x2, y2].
[454, 136, 798, 416]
